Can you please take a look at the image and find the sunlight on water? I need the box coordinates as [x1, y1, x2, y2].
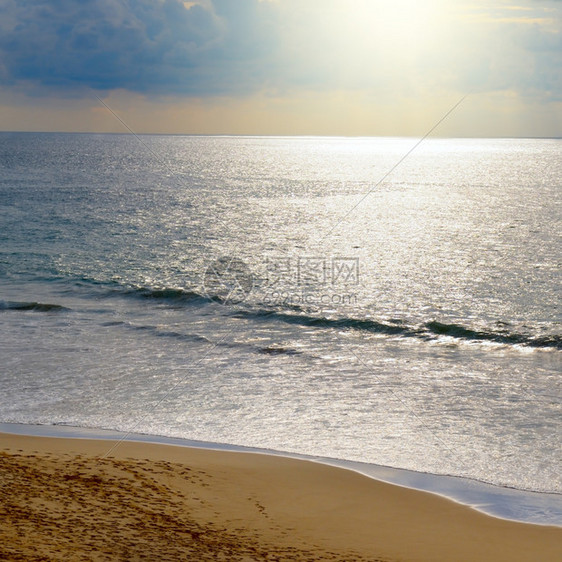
[0, 133, 560, 499]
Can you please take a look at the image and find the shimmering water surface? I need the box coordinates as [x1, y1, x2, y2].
[0, 133, 560, 497]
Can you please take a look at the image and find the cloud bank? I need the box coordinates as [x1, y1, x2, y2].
[0, 0, 282, 95]
[0, 0, 561, 100]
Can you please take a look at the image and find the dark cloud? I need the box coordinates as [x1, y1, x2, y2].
[0, 0, 281, 95]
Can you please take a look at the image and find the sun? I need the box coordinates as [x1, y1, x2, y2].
[330, 0, 446, 62]
[377, 0, 438, 38]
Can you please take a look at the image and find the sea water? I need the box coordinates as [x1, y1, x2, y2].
[0, 133, 560, 508]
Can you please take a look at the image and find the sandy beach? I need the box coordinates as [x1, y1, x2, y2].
[0, 432, 560, 561]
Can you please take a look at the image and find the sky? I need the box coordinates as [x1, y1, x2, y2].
[0, 0, 561, 136]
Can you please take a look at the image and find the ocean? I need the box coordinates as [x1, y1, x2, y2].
[0, 132, 560, 514]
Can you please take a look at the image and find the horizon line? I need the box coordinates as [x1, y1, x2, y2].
[1, 130, 561, 141]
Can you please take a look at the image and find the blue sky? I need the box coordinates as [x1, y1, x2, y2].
[1, 0, 561, 135]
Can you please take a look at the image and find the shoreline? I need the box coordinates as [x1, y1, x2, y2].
[1, 422, 561, 527]
[2, 431, 562, 561]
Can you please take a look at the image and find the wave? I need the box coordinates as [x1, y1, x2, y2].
[120, 322, 212, 344]
[68, 277, 206, 304]
[107, 319, 303, 355]
[425, 321, 562, 349]
[0, 300, 70, 312]
[233, 309, 562, 350]
[122, 286, 204, 303]
[258, 345, 301, 355]
[27, 276, 561, 350]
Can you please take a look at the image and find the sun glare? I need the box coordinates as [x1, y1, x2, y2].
[332, 0, 446, 63]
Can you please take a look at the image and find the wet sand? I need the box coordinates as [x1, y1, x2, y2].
[1, 432, 561, 561]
